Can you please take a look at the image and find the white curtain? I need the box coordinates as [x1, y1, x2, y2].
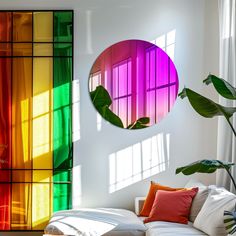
[217, 0, 236, 193]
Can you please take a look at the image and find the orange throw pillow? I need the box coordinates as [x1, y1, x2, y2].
[144, 188, 198, 224]
[139, 182, 183, 216]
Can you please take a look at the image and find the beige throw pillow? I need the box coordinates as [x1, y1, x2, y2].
[189, 187, 209, 222]
[193, 187, 236, 236]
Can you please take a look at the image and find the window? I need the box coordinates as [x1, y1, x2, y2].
[89, 71, 101, 91]
[146, 46, 178, 125]
[112, 59, 132, 127]
[0, 10, 73, 231]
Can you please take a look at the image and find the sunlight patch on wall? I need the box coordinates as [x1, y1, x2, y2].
[151, 29, 176, 61]
[72, 165, 82, 208]
[73, 80, 81, 141]
[109, 133, 170, 193]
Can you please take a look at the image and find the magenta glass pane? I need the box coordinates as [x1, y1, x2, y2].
[170, 59, 177, 83]
[156, 88, 168, 122]
[149, 49, 156, 89]
[128, 60, 132, 94]
[89, 39, 179, 129]
[112, 67, 118, 99]
[156, 49, 169, 86]
[118, 62, 128, 97]
[128, 96, 132, 125]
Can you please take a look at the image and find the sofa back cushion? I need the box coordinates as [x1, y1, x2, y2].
[144, 188, 198, 224]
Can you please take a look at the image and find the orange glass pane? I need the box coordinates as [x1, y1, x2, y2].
[11, 183, 32, 230]
[0, 43, 11, 56]
[13, 43, 32, 56]
[12, 58, 32, 169]
[13, 12, 32, 42]
[0, 12, 12, 42]
[12, 170, 32, 183]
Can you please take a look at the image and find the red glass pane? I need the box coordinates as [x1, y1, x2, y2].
[0, 12, 12, 42]
[0, 170, 11, 182]
[0, 43, 11, 56]
[0, 184, 11, 230]
[0, 58, 11, 169]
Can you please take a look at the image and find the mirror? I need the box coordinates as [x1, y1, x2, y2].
[89, 39, 179, 129]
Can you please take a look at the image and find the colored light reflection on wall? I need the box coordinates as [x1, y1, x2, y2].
[89, 40, 179, 129]
[0, 11, 73, 231]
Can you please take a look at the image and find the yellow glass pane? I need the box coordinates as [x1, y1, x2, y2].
[34, 43, 53, 56]
[13, 12, 32, 42]
[12, 58, 32, 169]
[13, 43, 32, 56]
[11, 183, 32, 230]
[12, 170, 32, 183]
[33, 58, 53, 169]
[32, 183, 51, 230]
[34, 12, 53, 42]
[33, 170, 52, 183]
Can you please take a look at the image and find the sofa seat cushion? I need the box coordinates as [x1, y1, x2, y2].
[145, 221, 207, 236]
[44, 208, 146, 236]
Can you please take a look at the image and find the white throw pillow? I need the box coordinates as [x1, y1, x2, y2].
[193, 187, 236, 236]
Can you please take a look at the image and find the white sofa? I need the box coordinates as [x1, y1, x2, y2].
[44, 181, 236, 236]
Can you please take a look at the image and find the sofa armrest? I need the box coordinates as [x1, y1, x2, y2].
[135, 197, 146, 215]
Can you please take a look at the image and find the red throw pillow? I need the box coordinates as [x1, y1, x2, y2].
[144, 187, 198, 224]
[139, 181, 184, 216]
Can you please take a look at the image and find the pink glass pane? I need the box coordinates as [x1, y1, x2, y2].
[156, 88, 168, 122]
[118, 98, 128, 127]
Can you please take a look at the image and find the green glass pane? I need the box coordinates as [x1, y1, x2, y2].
[54, 43, 72, 57]
[53, 170, 72, 183]
[53, 58, 72, 169]
[54, 11, 72, 42]
[53, 183, 72, 212]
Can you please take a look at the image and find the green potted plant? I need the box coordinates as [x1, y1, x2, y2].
[176, 74, 236, 234]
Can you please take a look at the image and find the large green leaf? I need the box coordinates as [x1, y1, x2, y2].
[176, 159, 235, 175]
[90, 85, 112, 109]
[179, 88, 236, 136]
[90, 86, 124, 128]
[127, 117, 150, 130]
[204, 74, 236, 100]
[99, 105, 124, 128]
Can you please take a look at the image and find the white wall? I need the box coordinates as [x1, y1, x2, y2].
[0, 0, 219, 235]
